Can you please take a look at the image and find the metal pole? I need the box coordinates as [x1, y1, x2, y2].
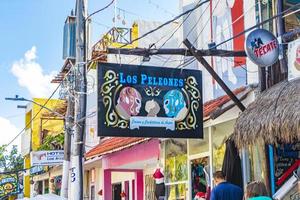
[70, 0, 87, 199]
[61, 96, 73, 198]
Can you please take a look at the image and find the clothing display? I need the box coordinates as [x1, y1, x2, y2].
[153, 168, 164, 184]
[222, 137, 243, 189]
[191, 158, 209, 199]
[155, 183, 165, 200]
[153, 167, 165, 200]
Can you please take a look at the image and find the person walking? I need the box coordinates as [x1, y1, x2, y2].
[244, 181, 272, 200]
[210, 171, 243, 200]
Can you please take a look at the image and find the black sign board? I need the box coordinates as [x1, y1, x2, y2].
[98, 63, 203, 138]
[274, 142, 300, 189]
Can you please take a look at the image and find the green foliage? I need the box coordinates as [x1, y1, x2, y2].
[38, 133, 64, 150]
[0, 145, 23, 172]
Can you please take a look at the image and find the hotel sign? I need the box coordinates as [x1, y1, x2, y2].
[31, 150, 64, 166]
[98, 63, 203, 138]
[245, 29, 279, 67]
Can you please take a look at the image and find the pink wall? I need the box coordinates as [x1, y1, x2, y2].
[104, 169, 143, 200]
[102, 139, 159, 169]
[103, 169, 112, 200]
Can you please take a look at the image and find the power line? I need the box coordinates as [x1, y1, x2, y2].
[170, 0, 219, 69]
[5, 84, 61, 147]
[213, 1, 259, 43]
[192, 0, 221, 45]
[120, 0, 210, 48]
[3, 64, 76, 149]
[85, 0, 115, 22]
[159, 0, 210, 49]
[212, 2, 300, 49]
[3, 113, 24, 119]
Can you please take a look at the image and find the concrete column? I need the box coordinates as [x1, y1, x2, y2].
[103, 170, 112, 200]
[135, 170, 143, 200]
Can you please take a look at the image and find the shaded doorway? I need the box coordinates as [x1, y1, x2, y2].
[112, 183, 122, 200]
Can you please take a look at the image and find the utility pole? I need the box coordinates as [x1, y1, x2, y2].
[61, 95, 73, 198]
[70, 0, 87, 199]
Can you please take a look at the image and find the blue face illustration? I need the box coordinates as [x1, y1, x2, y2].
[163, 90, 186, 117]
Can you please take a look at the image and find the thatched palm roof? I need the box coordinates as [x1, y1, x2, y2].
[233, 78, 300, 148]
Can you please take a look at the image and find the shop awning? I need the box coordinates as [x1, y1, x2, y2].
[233, 78, 300, 148]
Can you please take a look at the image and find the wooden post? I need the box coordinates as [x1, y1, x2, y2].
[183, 39, 246, 112]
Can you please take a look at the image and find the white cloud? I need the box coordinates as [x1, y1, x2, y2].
[11, 46, 58, 98]
[0, 117, 20, 147]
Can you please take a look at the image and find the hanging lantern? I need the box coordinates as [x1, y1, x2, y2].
[122, 11, 126, 25]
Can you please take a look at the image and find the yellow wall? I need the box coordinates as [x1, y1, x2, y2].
[31, 98, 65, 151]
[24, 155, 30, 197]
[23, 98, 65, 197]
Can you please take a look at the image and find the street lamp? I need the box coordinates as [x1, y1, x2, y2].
[5, 95, 65, 118]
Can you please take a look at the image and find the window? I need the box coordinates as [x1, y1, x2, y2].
[165, 139, 188, 200]
[165, 183, 186, 200]
[165, 139, 188, 183]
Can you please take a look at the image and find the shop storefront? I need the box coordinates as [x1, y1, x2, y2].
[84, 138, 160, 200]
[84, 86, 254, 200]
[158, 86, 254, 200]
[30, 166, 62, 197]
[233, 78, 300, 199]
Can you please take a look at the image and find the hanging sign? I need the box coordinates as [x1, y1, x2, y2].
[0, 173, 19, 198]
[30, 150, 64, 166]
[98, 63, 203, 138]
[245, 29, 279, 67]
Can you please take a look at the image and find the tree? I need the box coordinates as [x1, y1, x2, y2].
[0, 145, 23, 173]
[38, 132, 64, 150]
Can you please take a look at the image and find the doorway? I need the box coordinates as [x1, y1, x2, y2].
[112, 183, 122, 200]
[190, 156, 209, 199]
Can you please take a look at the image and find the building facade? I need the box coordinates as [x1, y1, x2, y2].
[21, 98, 66, 198]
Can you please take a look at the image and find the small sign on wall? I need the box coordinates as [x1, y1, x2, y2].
[31, 150, 64, 166]
[288, 38, 300, 80]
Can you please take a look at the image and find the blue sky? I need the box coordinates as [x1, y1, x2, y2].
[0, 0, 179, 147]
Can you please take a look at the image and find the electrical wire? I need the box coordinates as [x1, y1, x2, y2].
[5, 84, 61, 147]
[85, 0, 115, 22]
[192, 0, 221, 45]
[2, 113, 24, 119]
[213, 1, 259, 44]
[119, 0, 210, 48]
[212, 2, 300, 49]
[222, 57, 258, 73]
[158, 0, 209, 49]
[160, 0, 212, 68]
[170, 0, 220, 69]
[3, 63, 76, 149]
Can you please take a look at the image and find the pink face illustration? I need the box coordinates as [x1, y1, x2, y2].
[116, 87, 142, 119]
